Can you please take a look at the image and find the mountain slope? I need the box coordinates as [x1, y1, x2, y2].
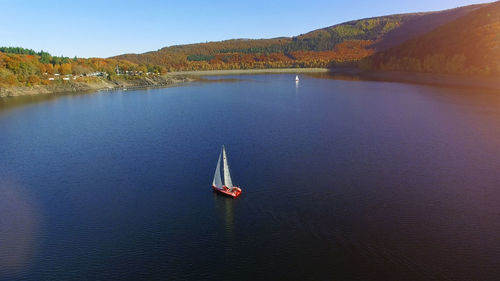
[295, 3, 485, 52]
[366, 1, 500, 75]
[113, 3, 487, 71]
[371, 4, 486, 51]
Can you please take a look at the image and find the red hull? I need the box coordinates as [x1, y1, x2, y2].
[212, 185, 242, 198]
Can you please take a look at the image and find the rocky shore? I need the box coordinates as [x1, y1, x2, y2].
[0, 75, 194, 97]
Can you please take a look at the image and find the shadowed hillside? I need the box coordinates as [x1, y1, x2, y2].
[371, 4, 486, 51]
[365, 1, 500, 76]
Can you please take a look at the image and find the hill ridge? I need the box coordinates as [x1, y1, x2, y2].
[112, 3, 489, 72]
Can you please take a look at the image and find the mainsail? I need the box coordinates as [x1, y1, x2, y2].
[212, 151, 223, 188]
[211, 145, 241, 197]
[222, 145, 233, 188]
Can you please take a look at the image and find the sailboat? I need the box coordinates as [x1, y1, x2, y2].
[295, 75, 299, 82]
[212, 145, 242, 198]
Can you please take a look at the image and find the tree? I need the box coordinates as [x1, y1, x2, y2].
[60, 63, 72, 75]
[39, 51, 51, 64]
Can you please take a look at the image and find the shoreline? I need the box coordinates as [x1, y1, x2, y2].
[0, 68, 327, 98]
[0, 75, 194, 98]
[175, 68, 500, 91]
[327, 68, 500, 91]
[169, 68, 329, 76]
[2, 68, 499, 98]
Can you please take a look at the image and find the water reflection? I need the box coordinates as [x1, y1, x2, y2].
[306, 71, 362, 82]
[306, 71, 500, 92]
[212, 193, 235, 262]
[0, 91, 95, 114]
[213, 193, 234, 236]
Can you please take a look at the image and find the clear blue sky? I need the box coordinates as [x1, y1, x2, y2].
[0, 0, 491, 58]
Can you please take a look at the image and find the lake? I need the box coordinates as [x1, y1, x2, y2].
[1, 74, 499, 280]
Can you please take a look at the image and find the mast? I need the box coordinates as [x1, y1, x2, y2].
[212, 151, 222, 188]
[222, 145, 233, 188]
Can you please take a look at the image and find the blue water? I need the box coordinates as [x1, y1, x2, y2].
[1, 74, 500, 280]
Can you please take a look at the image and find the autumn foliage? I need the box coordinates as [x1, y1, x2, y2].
[0, 51, 166, 87]
[0, 39, 375, 87]
[112, 15, 405, 71]
[364, 1, 500, 76]
[114, 40, 374, 72]
[2, 1, 498, 88]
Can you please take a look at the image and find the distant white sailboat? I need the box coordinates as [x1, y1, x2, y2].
[295, 75, 299, 82]
[212, 145, 242, 198]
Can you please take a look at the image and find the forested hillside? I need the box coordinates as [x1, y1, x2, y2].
[0, 47, 166, 87]
[114, 17, 406, 71]
[1, 1, 497, 89]
[113, 4, 486, 72]
[365, 1, 500, 76]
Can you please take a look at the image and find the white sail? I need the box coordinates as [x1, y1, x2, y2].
[222, 145, 233, 188]
[295, 75, 299, 81]
[212, 151, 223, 188]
